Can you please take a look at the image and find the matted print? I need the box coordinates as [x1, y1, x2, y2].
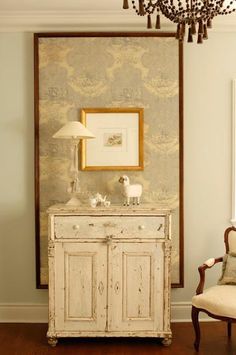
[81, 108, 143, 170]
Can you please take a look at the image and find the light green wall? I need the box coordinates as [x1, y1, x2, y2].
[173, 31, 235, 301]
[0, 33, 47, 303]
[0, 31, 235, 304]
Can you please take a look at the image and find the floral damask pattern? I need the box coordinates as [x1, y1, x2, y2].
[37, 36, 181, 285]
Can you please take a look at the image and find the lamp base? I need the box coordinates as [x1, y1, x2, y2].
[66, 197, 82, 206]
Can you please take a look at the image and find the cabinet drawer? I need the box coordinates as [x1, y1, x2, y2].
[54, 215, 166, 239]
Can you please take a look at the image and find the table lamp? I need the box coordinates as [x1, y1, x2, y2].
[53, 121, 95, 206]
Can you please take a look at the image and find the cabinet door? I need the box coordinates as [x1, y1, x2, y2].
[108, 242, 164, 332]
[55, 242, 107, 332]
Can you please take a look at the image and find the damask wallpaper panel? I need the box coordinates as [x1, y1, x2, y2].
[34, 33, 183, 288]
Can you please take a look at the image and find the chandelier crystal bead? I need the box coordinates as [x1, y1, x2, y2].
[122, 0, 236, 43]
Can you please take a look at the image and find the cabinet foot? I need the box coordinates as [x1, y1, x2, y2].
[162, 337, 172, 346]
[48, 337, 58, 347]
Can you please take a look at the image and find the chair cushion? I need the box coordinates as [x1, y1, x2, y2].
[218, 253, 236, 285]
[192, 285, 236, 318]
[228, 230, 236, 254]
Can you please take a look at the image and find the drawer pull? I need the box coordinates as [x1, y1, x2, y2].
[139, 225, 145, 230]
[157, 223, 163, 231]
[72, 225, 80, 231]
[89, 223, 94, 227]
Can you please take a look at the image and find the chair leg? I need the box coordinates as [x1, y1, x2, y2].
[227, 321, 232, 338]
[192, 306, 200, 351]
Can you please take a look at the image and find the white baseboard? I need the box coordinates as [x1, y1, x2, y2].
[171, 302, 213, 322]
[0, 303, 48, 323]
[0, 302, 213, 323]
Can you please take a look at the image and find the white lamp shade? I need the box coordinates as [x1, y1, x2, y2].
[53, 121, 95, 139]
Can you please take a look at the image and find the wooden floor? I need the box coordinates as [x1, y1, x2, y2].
[0, 322, 236, 355]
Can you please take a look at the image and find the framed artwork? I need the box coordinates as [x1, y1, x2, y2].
[81, 108, 144, 170]
[34, 32, 183, 288]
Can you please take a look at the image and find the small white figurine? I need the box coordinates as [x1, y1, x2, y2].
[95, 193, 107, 206]
[89, 193, 110, 208]
[118, 175, 142, 206]
[89, 197, 97, 208]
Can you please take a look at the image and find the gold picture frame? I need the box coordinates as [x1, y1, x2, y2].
[81, 108, 144, 171]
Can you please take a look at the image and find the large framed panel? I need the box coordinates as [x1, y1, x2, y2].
[34, 32, 184, 288]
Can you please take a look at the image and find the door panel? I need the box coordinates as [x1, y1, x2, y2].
[108, 242, 164, 332]
[124, 253, 152, 320]
[55, 242, 107, 331]
[66, 253, 95, 320]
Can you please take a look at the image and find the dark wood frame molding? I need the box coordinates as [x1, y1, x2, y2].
[34, 32, 184, 289]
[192, 226, 236, 351]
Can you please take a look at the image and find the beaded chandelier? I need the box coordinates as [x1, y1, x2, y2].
[122, 0, 236, 43]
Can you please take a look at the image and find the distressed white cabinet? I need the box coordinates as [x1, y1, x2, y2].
[47, 205, 172, 347]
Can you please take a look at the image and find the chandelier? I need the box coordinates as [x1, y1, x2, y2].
[122, 0, 236, 43]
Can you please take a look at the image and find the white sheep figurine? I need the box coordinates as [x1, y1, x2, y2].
[119, 175, 142, 206]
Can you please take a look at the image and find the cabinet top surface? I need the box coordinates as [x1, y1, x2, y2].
[47, 204, 171, 216]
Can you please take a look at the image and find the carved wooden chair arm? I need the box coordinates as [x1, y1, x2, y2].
[195, 257, 223, 295]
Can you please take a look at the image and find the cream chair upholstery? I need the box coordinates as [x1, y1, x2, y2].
[191, 227, 236, 351]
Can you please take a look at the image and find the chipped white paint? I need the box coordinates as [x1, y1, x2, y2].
[54, 215, 165, 239]
[47, 204, 172, 346]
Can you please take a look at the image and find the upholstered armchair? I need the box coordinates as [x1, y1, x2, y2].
[192, 227, 236, 351]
